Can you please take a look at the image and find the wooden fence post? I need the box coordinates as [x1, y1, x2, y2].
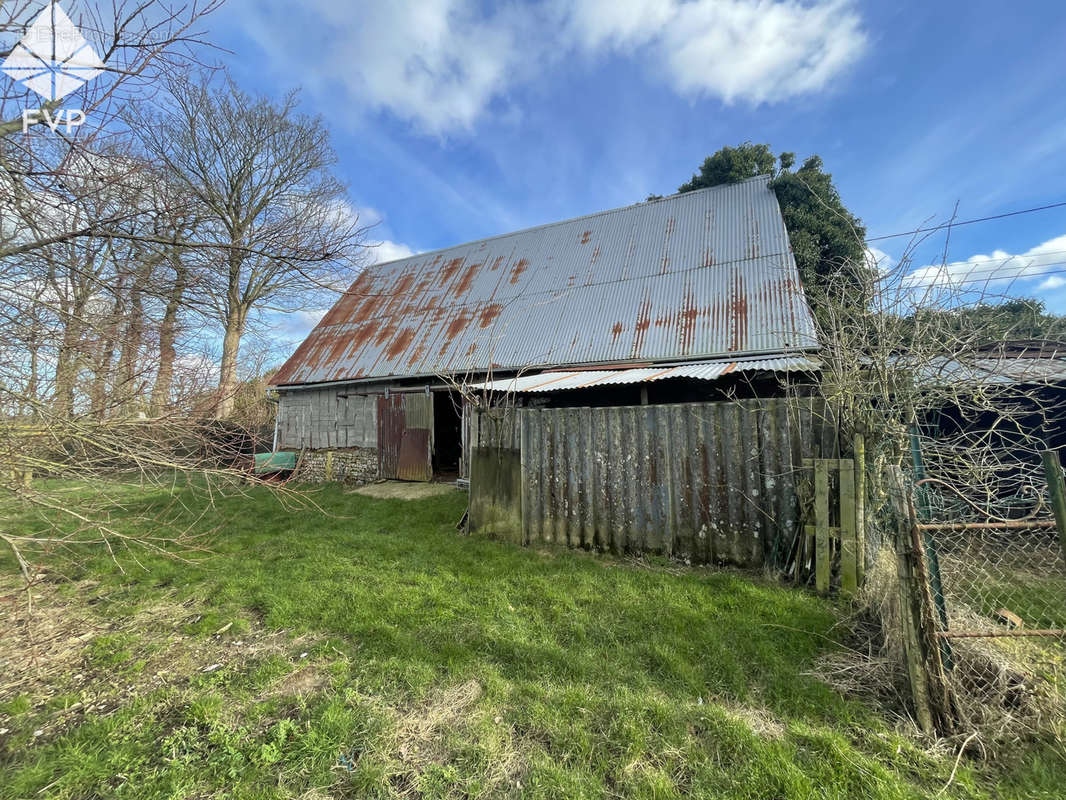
[840, 459, 857, 596]
[815, 459, 830, 595]
[1041, 450, 1066, 561]
[886, 465, 958, 735]
[886, 465, 936, 734]
[854, 432, 866, 586]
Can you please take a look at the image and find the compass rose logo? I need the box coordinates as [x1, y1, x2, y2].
[2, 2, 105, 101]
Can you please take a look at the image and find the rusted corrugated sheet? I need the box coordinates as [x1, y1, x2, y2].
[468, 355, 820, 394]
[378, 393, 435, 480]
[467, 397, 839, 567]
[396, 429, 432, 481]
[271, 176, 817, 387]
[376, 395, 404, 478]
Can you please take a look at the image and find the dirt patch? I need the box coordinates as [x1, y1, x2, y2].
[260, 665, 329, 699]
[387, 679, 524, 795]
[351, 481, 461, 501]
[0, 575, 316, 742]
[722, 703, 786, 739]
[397, 679, 483, 752]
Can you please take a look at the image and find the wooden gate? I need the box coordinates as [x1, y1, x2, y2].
[377, 393, 433, 482]
[803, 457, 864, 595]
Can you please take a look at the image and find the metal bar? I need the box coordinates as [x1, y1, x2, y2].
[1040, 450, 1066, 561]
[937, 629, 1066, 639]
[917, 520, 1057, 530]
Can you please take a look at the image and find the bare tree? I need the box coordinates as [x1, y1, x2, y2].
[132, 72, 370, 417]
[0, 0, 224, 260]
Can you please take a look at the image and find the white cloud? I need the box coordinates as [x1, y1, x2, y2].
[565, 0, 867, 104]
[1038, 275, 1066, 291]
[240, 0, 867, 134]
[903, 234, 1066, 291]
[242, 0, 528, 134]
[371, 240, 416, 264]
[865, 245, 894, 273]
[354, 205, 418, 264]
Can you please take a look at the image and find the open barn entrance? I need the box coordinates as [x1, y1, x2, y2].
[433, 390, 463, 478]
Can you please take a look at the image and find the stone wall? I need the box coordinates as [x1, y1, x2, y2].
[294, 447, 378, 485]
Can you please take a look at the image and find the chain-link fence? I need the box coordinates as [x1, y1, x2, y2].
[909, 456, 1066, 735]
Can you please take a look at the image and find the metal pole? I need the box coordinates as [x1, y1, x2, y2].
[1040, 450, 1066, 563]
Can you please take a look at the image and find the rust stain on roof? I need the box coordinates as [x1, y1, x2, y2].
[386, 328, 416, 360]
[730, 271, 749, 352]
[454, 262, 480, 297]
[580, 230, 592, 244]
[350, 321, 380, 348]
[445, 308, 474, 343]
[490, 255, 505, 271]
[406, 343, 426, 369]
[679, 289, 699, 351]
[440, 257, 464, 285]
[478, 303, 503, 328]
[373, 321, 397, 348]
[510, 257, 529, 284]
[611, 322, 624, 341]
[632, 291, 652, 357]
[590, 245, 600, 264]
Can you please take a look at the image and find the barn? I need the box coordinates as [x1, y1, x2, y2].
[269, 175, 833, 565]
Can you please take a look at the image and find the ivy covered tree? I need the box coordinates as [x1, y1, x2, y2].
[904, 298, 1066, 349]
[678, 143, 871, 325]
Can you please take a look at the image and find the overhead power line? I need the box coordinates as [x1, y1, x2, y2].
[866, 201, 1066, 243]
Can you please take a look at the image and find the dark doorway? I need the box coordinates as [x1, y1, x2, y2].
[433, 390, 463, 476]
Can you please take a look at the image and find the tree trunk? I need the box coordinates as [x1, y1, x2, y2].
[53, 320, 81, 416]
[90, 270, 128, 419]
[215, 309, 245, 419]
[150, 253, 187, 417]
[116, 258, 151, 415]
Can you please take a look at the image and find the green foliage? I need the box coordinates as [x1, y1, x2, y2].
[904, 298, 1066, 347]
[678, 143, 779, 190]
[678, 143, 871, 326]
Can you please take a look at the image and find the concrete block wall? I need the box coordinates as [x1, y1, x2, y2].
[295, 447, 377, 485]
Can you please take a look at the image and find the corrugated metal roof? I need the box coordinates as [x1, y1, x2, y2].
[915, 356, 1066, 386]
[271, 175, 818, 387]
[468, 355, 821, 394]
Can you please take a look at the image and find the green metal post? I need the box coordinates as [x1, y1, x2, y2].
[1040, 450, 1066, 563]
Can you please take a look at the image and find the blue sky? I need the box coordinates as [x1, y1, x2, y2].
[207, 0, 1066, 338]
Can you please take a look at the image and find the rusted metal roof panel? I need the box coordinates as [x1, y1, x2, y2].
[271, 176, 817, 387]
[468, 355, 820, 394]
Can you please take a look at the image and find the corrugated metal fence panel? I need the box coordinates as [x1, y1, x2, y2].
[484, 397, 834, 567]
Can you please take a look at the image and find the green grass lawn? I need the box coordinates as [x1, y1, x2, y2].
[1, 481, 1063, 799]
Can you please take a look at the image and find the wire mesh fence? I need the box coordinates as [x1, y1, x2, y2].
[912, 457, 1066, 729]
